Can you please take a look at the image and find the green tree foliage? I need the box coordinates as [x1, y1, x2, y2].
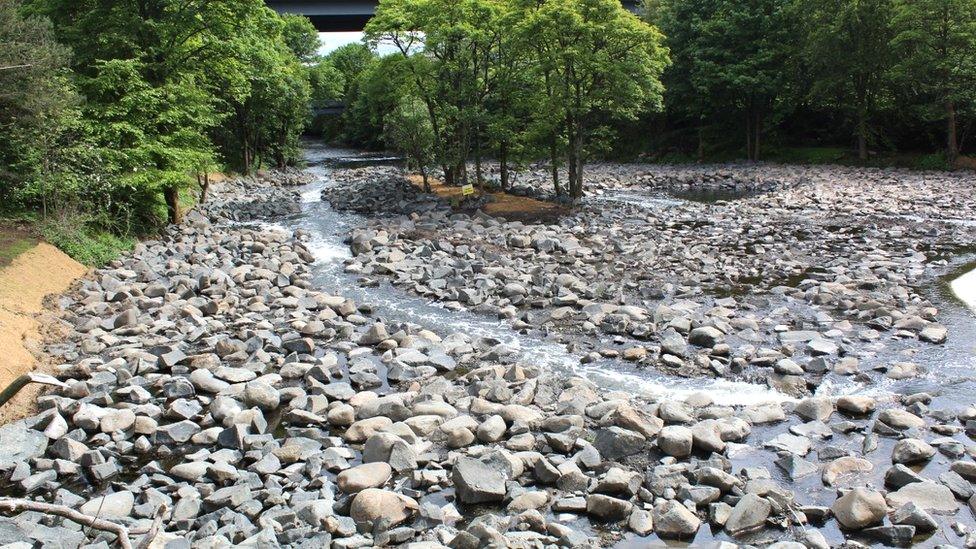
[342, 55, 411, 148]
[692, 0, 791, 160]
[384, 97, 435, 190]
[24, 0, 314, 225]
[281, 13, 322, 63]
[366, 0, 506, 186]
[0, 0, 79, 211]
[516, 0, 669, 197]
[310, 60, 346, 108]
[801, 0, 895, 159]
[326, 43, 376, 98]
[365, 0, 667, 197]
[890, 0, 976, 161]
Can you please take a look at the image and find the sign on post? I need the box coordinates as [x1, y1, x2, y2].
[461, 184, 475, 197]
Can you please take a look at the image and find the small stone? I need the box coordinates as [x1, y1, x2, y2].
[338, 462, 393, 494]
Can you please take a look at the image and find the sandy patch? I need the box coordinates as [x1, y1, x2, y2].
[408, 175, 569, 223]
[0, 242, 86, 424]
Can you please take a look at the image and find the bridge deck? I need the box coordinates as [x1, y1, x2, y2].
[268, 0, 641, 31]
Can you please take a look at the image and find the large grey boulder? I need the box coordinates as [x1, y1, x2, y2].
[724, 494, 770, 537]
[0, 423, 47, 470]
[452, 457, 506, 504]
[653, 501, 701, 538]
[592, 426, 646, 460]
[831, 488, 886, 529]
[80, 491, 134, 518]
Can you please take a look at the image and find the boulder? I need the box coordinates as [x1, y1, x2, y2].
[349, 488, 418, 529]
[831, 488, 886, 529]
[452, 457, 507, 504]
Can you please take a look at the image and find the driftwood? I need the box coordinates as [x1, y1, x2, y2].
[0, 498, 167, 549]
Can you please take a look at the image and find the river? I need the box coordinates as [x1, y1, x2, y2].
[271, 143, 976, 547]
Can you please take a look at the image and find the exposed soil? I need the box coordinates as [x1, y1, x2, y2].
[408, 175, 570, 223]
[0, 240, 86, 425]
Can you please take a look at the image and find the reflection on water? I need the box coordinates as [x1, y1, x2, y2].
[950, 261, 976, 312]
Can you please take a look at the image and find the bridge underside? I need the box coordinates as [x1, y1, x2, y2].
[268, 1, 376, 32]
[268, 0, 640, 32]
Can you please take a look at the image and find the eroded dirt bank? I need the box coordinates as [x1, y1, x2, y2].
[0, 241, 86, 425]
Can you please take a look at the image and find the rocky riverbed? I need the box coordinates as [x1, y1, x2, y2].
[2, 148, 976, 548]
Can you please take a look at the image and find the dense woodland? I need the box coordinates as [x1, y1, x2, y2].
[327, 0, 976, 195]
[2, 0, 976, 262]
[0, 0, 321, 262]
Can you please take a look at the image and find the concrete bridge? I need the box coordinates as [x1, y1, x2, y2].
[268, 0, 642, 31]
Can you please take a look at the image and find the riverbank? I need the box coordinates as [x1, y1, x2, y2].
[0, 238, 86, 424]
[1, 148, 976, 548]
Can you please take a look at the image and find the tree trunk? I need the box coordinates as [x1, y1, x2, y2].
[947, 99, 959, 163]
[421, 170, 430, 193]
[164, 185, 181, 225]
[443, 164, 454, 186]
[857, 103, 868, 160]
[745, 113, 753, 162]
[499, 141, 509, 191]
[550, 143, 562, 196]
[456, 161, 467, 186]
[754, 110, 762, 161]
[567, 122, 584, 200]
[697, 126, 705, 163]
[197, 173, 210, 203]
[474, 134, 483, 187]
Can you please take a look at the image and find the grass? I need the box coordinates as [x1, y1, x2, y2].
[0, 226, 38, 268]
[36, 215, 135, 267]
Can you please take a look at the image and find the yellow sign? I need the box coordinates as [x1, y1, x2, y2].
[461, 184, 475, 196]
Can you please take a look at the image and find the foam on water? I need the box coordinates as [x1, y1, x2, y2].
[306, 236, 352, 264]
[300, 188, 322, 203]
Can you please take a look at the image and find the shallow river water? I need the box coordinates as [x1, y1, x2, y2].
[280, 145, 976, 546]
[287, 144, 976, 410]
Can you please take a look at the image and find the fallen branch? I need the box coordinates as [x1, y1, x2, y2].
[0, 498, 133, 549]
[134, 504, 167, 549]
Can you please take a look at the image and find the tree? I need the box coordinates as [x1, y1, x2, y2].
[385, 96, 435, 190]
[0, 0, 78, 212]
[650, 0, 716, 160]
[366, 0, 506, 186]
[342, 55, 410, 148]
[678, 0, 792, 160]
[79, 58, 218, 225]
[325, 42, 376, 98]
[802, 0, 895, 159]
[890, 0, 976, 162]
[309, 59, 346, 108]
[516, 0, 669, 197]
[281, 14, 321, 63]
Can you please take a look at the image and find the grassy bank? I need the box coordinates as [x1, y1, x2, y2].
[0, 186, 201, 268]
